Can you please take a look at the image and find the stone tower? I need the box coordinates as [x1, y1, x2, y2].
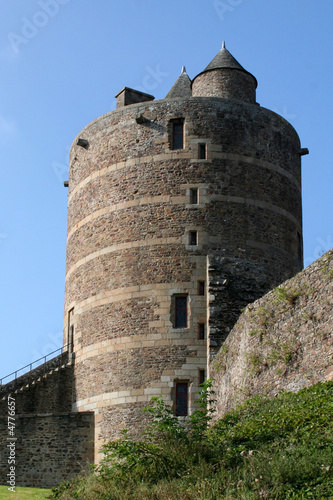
[64, 43, 304, 460]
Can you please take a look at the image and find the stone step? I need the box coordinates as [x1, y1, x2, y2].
[1, 362, 71, 398]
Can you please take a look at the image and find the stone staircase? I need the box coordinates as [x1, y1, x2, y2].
[0, 350, 72, 400]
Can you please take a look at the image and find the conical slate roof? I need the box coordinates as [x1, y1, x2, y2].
[165, 66, 192, 99]
[196, 42, 257, 88]
[204, 41, 246, 72]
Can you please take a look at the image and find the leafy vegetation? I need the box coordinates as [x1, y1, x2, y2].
[50, 381, 333, 499]
[274, 285, 300, 306]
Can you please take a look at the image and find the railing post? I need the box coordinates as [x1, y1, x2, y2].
[0, 345, 69, 387]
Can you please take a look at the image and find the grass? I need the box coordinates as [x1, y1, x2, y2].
[50, 381, 333, 499]
[0, 486, 51, 499]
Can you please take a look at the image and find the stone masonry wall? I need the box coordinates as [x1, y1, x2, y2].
[211, 249, 333, 418]
[208, 255, 269, 355]
[65, 96, 302, 459]
[0, 352, 70, 400]
[0, 412, 94, 488]
[192, 69, 256, 103]
[0, 365, 73, 415]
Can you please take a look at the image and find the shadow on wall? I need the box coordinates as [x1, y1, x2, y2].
[211, 249, 333, 419]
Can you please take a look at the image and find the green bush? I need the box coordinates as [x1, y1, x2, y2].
[50, 381, 333, 499]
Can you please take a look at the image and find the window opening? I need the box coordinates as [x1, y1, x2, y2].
[189, 231, 198, 246]
[199, 370, 205, 386]
[172, 119, 184, 150]
[297, 231, 302, 261]
[68, 308, 74, 354]
[198, 323, 205, 340]
[198, 281, 205, 295]
[175, 296, 188, 328]
[176, 382, 188, 416]
[189, 188, 198, 204]
[198, 143, 206, 159]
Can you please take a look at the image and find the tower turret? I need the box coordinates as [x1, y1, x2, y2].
[165, 66, 192, 99]
[192, 41, 257, 102]
[64, 44, 304, 463]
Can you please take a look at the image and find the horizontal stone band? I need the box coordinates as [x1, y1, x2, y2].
[68, 152, 301, 203]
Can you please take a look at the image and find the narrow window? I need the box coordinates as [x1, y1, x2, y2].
[189, 231, 197, 246]
[297, 231, 302, 261]
[176, 382, 188, 416]
[198, 323, 205, 340]
[198, 143, 206, 159]
[175, 296, 187, 328]
[172, 119, 184, 150]
[189, 188, 198, 205]
[198, 281, 205, 295]
[68, 308, 74, 353]
[199, 370, 205, 386]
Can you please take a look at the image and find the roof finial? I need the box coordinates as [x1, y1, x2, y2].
[222, 41, 226, 50]
[181, 65, 186, 74]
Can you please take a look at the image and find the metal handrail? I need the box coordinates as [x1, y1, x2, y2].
[0, 344, 70, 386]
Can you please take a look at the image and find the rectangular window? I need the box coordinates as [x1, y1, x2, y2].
[68, 308, 74, 353]
[176, 382, 188, 416]
[198, 281, 205, 295]
[189, 231, 197, 246]
[172, 119, 184, 150]
[198, 143, 206, 159]
[175, 296, 187, 328]
[199, 370, 205, 386]
[198, 323, 205, 340]
[189, 188, 198, 205]
[297, 231, 302, 261]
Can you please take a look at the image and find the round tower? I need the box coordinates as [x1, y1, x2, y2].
[64, 44, 305, 460]
[192, 41, 257, 102]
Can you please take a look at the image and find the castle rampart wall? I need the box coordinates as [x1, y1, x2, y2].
[0, 365, 74, 415]
[211, 249, 333, 417]
[0, 412, 94, 488]
[0, 352, 69, 399]
[0, 365, 92, 488]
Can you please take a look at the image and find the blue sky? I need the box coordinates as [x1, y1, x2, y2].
[0, 0, 332, 379]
